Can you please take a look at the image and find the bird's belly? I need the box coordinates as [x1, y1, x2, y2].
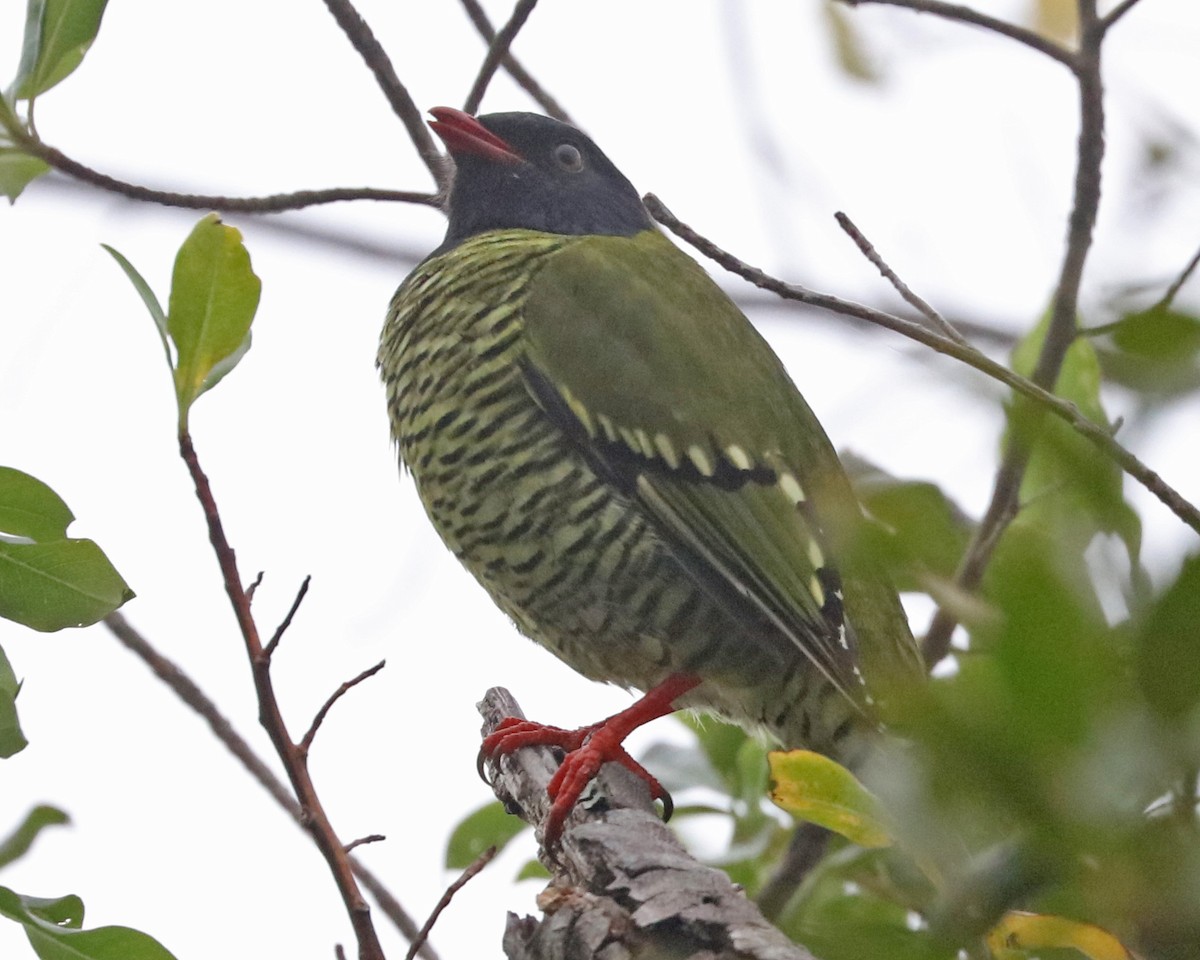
[394, 373, 853, 753]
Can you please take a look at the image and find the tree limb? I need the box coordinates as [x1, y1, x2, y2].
[836, 0, 1075, 68]
[463, 0, 541, 115]
[644, 195, 1200, 541]
[179, 431, 385, 960]
[457, 0, 572, 122]
[478, 687, 819, 960]
[319, 0, 448, 189]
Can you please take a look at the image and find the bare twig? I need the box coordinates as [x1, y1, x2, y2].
[923, 0, 1109, 664]
[300, 660, 388, 756]
[837, 0, 1076, 68]
[178, 430, 385, 960]
[644, 195, 1200, 537]
[103, 610, 299, 815]
[345, 835, 387, 853]
[462, 0, 541, 115]
[246, 571, 265, 603]
[3, 127, 436, 211]
[264, 575, 312, 659]
[102, 611, 436, 958]
[457, 0, 572, 122]
[835, 211, 969, 346]
[404, 845, 498, 960]
[320, 0, 448, 190]
[1151, 241, 1200, 313]
[1101, 0, 1145, 31]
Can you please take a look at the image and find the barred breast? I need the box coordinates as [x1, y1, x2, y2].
[378, 231, 858, 755]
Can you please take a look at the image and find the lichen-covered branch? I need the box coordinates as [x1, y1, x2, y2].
[478, 687, 819, 960]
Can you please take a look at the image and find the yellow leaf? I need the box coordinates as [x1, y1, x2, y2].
[1029, 0, 1077, 44]
[987, 910, 1138, 960]
[767, 749, 891, 848]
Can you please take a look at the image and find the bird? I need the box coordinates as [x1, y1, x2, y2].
[379, 107, 923, 843]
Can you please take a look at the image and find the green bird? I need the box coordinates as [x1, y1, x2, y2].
[379, 107, 922, 841]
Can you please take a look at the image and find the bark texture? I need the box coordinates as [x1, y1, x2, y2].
[478, 687, 818, 960]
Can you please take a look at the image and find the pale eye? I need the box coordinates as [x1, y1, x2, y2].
[554, 143, 584, 172]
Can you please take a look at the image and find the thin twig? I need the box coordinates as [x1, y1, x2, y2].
[246, 571, 265, 603]
[6, 129, 436, 211]
[837, 0, 1076, 68]
[927, 1, 1107, 655]
[644, 195, 1200, 536]
[404, 846, 498, 960]
[1101, 0, 1144, 31]
[345, 835, 386, 853]
[264, 575, 312, 659]
[835, 211, 969, 346]
[922, 1, 1109, 665]
[101, 611, 437, 958]
[456, 0, 572, 122]
[1151, 241, 1200, 313]
[320, 0, 448, 190]
[462, 0, 540, 115]
[104, 610, 299, 815]
[300, 661, 388, 756]
[178, 430, 385, 960]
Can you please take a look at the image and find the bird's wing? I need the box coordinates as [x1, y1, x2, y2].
[518, 229, 867, 703]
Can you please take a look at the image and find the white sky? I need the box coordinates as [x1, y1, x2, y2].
[2, 1, 1199, 958]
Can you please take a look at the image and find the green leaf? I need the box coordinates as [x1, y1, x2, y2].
[166, 214, 260, 426]
[0, 147, 49, 203]
[0, 539, 133, 631]
[100, 244, 171, 369]
[0, 886, 179, 960]
[0, 806, 70, 868]
[10, 0, 110, 100]
[0, 646, 27, 757]
[444, 801, 526, 869]
[0, 467, 133, 632]
[1009, 314, 1142, 567]
[0, 466, 75, 542]
[515, 858, 550, 881]
[1096, 304, 1200, 402]
[1136, 554, 1200, 722]
[768, 750, 892, 848]
[845, 455, 974, 588]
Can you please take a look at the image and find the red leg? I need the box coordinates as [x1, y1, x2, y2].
[479, 673, 701, 845]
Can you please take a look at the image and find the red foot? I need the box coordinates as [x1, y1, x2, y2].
[479, 673, 701, 845]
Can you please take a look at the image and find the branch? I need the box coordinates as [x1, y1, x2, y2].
[478, 687, 819, 960]
[178, 430, 385, 960]
[836, 0, 1076, 68]
[300, 661, 387, 755]
[320, 0, 449, 190]
[644, 196, 1200, 533]
[457, 0, 572, 122]
[463, 0, 541, 115]
[835, 211, 969, 346]
[1151, 241, 1200, 313]
[264, 575, 312, 659]
[102, 611, 437, 958]
[1101, 0, 1144, 31]
[923, 0, 1109, 664]
[405, 845, 497, 960]
[8, 131, 439, 211]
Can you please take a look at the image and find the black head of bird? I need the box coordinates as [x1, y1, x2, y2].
[430, 106, 654, 245]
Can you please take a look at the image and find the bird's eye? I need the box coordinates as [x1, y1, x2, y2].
[554, 143, 584, 173]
